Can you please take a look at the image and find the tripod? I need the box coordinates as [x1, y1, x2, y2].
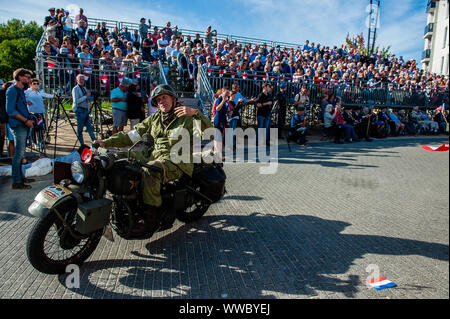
[45, 93, 81, 158]
[89, 93, 111, 139]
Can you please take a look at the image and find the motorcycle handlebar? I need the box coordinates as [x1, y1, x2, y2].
[139, 162, 163, 173]
[92, 142, 100, 149]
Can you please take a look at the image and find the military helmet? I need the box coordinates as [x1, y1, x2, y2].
[151, 84, 178, 107]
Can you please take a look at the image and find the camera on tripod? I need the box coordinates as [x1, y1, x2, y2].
[88, 88, 107, 103]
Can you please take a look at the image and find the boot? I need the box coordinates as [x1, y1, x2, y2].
[12, 183, 32, 190]
[129, 204, 159, 239]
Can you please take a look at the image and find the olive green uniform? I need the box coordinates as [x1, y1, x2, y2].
[103, 109, 212, 206]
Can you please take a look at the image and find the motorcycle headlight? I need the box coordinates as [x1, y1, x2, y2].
[71, 161, 85, 184]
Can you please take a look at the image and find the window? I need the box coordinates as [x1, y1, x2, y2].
[444, 27, 448, 48]
[445, 54, 450, 75]
[441, 56, 445, 74]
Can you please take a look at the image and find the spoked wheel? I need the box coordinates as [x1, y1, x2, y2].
[26, 199, 103, 274]
[176, 190, 210, 223]
[110, 198, 135, 239]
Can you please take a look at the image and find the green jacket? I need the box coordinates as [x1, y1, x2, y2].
[104, 109, 212, 176]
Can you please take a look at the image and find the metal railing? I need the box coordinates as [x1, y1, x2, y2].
[424, 23, 434, 35]
[426, 0, 436, 13]
[422, 49, 431, 60]
[116, 20, 300, 49]
[157, 59, 168, 85]
[36, 16, 304, 54]
[202, 67, 446, 110]
[196, 65, 215, 117]
[35, 54, 159, 99]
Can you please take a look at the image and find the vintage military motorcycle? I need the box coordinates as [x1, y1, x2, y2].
[26, 135, 226, 274]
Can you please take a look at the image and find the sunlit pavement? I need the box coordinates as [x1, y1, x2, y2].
[0, 135, 448, 299]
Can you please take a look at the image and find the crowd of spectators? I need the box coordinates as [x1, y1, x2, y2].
[211, 80, 449, 152]
[40, 7, 159, 98]
[164, 35, 449, 94]
[40, 7, 449, 97]
[1, 7, 449, 164]
[318, 94, 449, 145]
[33, 7, 450, 150]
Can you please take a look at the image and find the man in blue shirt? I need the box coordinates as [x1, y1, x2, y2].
[111, 82, 129, 134]
[6, 68, 35, 189]
[120, 27, 132, 42]
[303, 40, 311, 52]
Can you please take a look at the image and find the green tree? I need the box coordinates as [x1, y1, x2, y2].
[0, 19, 43, 81]
[345, 32, 391, 58]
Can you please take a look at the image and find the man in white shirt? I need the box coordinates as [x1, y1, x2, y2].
[170, 42, 182, 67]
[165, 40, 176, 65]
[157, 36, 169, 61]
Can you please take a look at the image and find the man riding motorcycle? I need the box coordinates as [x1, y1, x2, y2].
[95, 84, 212, 237]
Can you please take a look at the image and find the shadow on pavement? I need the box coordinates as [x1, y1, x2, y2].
[59, 212, 448, 299]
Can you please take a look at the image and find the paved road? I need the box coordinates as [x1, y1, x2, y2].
[0, 136, 448, 299]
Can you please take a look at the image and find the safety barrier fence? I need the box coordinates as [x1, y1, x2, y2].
[34, 54, 159, 99]
[196, 66, 448, 127]
[203, 68, 448, 109]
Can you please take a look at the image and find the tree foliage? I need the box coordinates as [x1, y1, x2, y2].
[0, 19, 43, 81]
[345, 32, 391, 58]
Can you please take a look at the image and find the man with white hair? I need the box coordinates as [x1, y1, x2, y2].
[72, 74, 96, 145]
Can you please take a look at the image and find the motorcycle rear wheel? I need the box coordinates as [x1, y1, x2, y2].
[176, 198, 210, 223]
[26, 199, 103, 274]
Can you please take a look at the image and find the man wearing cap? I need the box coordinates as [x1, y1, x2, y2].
[44, 8, 58, 28]
[289, 105, 308, 145]
[94, 84, 212, 237]
[61, 10, 74, 37]
[6, 68, 35, 190]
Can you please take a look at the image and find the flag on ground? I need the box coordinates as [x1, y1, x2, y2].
[420, 144, 449, 152]
[366, 277, 397, 290]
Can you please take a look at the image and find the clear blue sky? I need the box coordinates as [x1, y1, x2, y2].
[0, 0, 427, 65]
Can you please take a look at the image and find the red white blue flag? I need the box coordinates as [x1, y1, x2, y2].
[366, 277, 397, 290]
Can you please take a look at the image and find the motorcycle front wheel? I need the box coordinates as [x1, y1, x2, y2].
[26, 198, 103, 274]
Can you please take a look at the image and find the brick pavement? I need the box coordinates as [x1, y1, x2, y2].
[0, 129, 448, 299]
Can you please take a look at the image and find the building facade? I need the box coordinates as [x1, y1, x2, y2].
[422, 0, 449, 76]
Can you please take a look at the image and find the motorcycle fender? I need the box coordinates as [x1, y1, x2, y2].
[28, 184, 74, 218]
